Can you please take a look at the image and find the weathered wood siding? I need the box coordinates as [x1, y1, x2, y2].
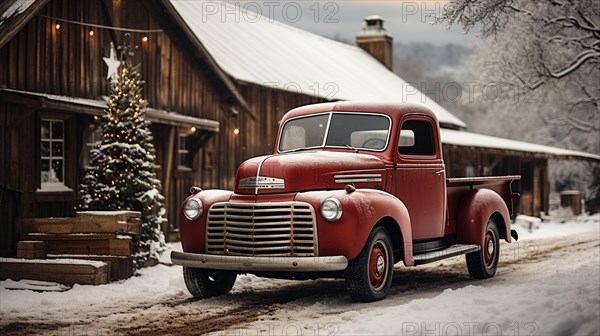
[0, 0, 327, 248]
[443, 144, 549, 216]
[0, 0, 236, 246]
[0, 0, 226, 119]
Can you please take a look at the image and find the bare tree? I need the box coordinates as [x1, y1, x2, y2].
[438, 0, 599, 148]
[438, 0, 600, 211]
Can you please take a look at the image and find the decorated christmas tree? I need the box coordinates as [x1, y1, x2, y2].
[79, 41, 166, 267]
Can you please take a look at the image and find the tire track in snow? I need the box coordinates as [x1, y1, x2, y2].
[115, 281, 345, 335]
[3, 233, 598, 335]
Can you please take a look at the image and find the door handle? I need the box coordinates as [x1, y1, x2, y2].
[435, 170, 445, 175]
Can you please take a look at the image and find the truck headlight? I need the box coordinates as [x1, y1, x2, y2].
[183, 198, 203, 220]
[321, 198, 342, 222]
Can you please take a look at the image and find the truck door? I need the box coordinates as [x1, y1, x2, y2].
[395, 117, 446, 240]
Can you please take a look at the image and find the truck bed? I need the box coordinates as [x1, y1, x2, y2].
[446, 175, 521, 187]
[445, 175, 520, 235]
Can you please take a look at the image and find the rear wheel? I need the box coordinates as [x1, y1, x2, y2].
[183, 267, 237, 299]
[466, 218, 500, 279]
[345, 227, 394, 302]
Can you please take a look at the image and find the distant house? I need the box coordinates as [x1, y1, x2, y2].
[1, 0, 597, 257]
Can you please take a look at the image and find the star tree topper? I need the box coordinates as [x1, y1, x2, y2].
[103, 42, 121, 81]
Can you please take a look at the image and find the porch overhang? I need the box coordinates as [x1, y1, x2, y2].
[441, 128, 600, 162]
[0, 89, 220, 132]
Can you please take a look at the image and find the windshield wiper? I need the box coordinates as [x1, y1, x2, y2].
[345, 144, 359, 153]
[285, 147, 309, 153]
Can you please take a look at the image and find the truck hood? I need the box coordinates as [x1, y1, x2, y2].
[234, 151, 388, 195]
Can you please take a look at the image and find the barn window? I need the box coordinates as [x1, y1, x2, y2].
[83, 126, 103, 168]
[178, 134, 192, 169]
[40, 119, 69, 191]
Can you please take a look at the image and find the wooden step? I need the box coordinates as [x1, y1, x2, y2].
[17, 241, 48, 259]
[0, 258, 109, 285]
[17, 211, 141, 235]
[25, 233, 132, 257]
[48, 254, 134, 281]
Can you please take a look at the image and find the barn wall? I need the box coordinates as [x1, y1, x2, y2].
[0, 0, 227, 120]
[0, 0, 241, 244]
[0, 0, 329, 245]
[443, 144, 550, 216]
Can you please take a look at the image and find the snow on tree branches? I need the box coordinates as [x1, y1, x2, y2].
[79, 49, 166, 268]
[437, 0, 599, 212]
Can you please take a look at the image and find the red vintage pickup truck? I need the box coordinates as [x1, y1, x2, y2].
[172, 102, 520, 302]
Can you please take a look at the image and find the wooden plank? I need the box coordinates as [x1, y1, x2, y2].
[49, 254, 134, 281]
[17, 212, 141, 235]
[17, 241, 47, 259]
[25, 233, 132, 256]
[0, 260, 109, 285]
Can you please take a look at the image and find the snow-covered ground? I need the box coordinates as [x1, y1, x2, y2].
[1, 214, 599, 335]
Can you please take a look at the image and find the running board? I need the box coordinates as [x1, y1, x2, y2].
[413, 244, 480, 265]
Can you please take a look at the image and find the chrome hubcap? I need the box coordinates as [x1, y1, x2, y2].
[487, 240, 494, 255]
[376, 255, 385, 274]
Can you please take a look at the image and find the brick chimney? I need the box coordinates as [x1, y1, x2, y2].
[356, 15, 393, 70]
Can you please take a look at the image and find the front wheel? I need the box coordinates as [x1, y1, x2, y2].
[183, 267, 237, 299]
[466, 218, 500, 279]
[345, 227, 394, 302]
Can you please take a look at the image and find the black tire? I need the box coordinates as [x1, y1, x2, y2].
[466, 218, 500, 279]
[183, 267, 237, 299]
[345, 227, 394, 302]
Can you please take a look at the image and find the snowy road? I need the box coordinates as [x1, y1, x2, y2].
[1, 220, 599, 336]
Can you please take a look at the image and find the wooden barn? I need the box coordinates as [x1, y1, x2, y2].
[1, 0, 598, 259]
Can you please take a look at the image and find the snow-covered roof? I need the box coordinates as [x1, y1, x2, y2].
[1, 0, 48, 49]
[0, 0, 36, 22]
[168, 0, 467, 129]
[441, 128, 600, 161]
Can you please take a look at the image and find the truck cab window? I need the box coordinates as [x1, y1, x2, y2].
[398, 120, 435, 156]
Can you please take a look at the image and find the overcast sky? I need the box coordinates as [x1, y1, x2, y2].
[226, 1, 480, 46]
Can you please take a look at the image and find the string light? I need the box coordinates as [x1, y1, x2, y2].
[55, 23, 60, 30]
[233, 128, 240, 135]
[142, 36, 148, 43]
[89, 30, 94, 37]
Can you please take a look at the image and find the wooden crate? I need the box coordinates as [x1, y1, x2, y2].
[17, 211, 141, 235]
[25, 233, 132, 257]
[0, 259, 109, 285]
[16, 241, 48, 259]
[49, 254, 134, 281]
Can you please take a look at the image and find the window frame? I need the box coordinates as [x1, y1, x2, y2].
[396, 117, 440, 161]
[177, 133, 193, 171]
[38, 118, 71, 192]
[277, 112, 392, 153]
[83, 125, 103, 169]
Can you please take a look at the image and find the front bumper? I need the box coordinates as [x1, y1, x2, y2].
[171, 251, 348, 272]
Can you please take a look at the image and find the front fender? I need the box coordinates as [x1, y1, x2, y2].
[456, 188, 511, 246]
[179, 189, 233, 253]
[295, 189, 414, 266]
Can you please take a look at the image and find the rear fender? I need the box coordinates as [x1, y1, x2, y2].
[456, 189, 511, 246]
[296, 189, 414, 266]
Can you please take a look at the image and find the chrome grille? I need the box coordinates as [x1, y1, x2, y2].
[206, 202, 318, 257]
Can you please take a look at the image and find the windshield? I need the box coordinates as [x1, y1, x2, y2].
[279, 112, 391, 152]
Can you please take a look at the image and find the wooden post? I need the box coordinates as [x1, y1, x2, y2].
[163, 127, 176, 234]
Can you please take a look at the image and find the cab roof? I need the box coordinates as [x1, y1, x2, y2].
[281, 101, 439, 125]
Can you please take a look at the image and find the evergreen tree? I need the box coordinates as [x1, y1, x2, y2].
[79, 44, 166, 267]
